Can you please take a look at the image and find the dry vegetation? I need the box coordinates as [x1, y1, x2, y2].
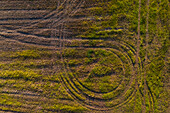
[0, 0, 169, 112]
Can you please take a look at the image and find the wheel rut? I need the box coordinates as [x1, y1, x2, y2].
[0, 0, 145, 112]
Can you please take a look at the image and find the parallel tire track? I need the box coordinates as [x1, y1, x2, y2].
[0, 0, 144, 112]
[59, 33, 141, 110]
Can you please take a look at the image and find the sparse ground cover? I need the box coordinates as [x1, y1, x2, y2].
[0, 0, 169, 112]
[0, 48, 89, 112]
[0, 43, 169, 112]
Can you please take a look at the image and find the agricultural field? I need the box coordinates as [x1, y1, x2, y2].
[0, 0, 169, 113]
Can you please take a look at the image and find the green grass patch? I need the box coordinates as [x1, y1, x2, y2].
[89, 65, 112, 78]
[0, 70, 42, 81]
[0, 94, 22, 107]
[46, 104, 87, 112]
[9, 50, 53, 60]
